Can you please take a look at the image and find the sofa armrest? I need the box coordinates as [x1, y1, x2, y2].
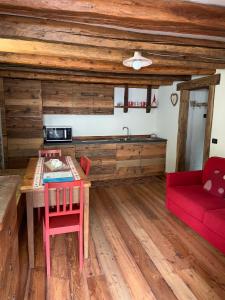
[166, 170, 203, 187]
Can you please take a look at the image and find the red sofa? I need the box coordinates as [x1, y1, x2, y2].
[166, 156, 225, 255]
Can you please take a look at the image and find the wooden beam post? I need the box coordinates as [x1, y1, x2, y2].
[146, 86, 152, 113]
[124, 85, 128, 113]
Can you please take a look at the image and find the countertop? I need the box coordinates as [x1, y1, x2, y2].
[44, 136, 167, 146]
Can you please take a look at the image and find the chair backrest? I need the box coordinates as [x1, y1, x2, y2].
[203, 156, 225, 183]
[80, 156, 91, 176]
[44, 180, 84, 228]
[39, 149, 62, 158]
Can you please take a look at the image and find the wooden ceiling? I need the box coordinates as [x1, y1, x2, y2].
[0, 0, 225, 85]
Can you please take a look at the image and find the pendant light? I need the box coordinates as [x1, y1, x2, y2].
[123, 51, 152, 70]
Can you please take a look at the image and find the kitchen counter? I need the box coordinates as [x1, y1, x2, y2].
[43, 136, 167, 181]
[44, 136, 167, 146]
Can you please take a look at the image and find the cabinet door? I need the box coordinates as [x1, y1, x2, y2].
[42, 81, 114, 115]
[75, 143, 116, 180]
[140, 143, 166, 175]
[116, 143, 142, 178]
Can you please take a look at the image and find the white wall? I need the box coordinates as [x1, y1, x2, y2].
[44, 87, 158, 137]
[156, 82, 181, 172]
[210, 70, 225, 157]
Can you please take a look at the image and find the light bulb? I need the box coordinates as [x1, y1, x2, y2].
[132, 60, 142, 70]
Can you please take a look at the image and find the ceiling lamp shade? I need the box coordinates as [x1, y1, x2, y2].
[123, 51, 152, 70]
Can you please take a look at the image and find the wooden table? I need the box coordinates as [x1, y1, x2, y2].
[20, 157, 91, 268]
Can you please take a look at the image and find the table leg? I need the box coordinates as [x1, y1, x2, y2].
[26, 192, 34, 268]
[84, 187, 89, 259]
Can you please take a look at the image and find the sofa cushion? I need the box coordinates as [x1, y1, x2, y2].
[203, 156, 225, 184]
[168, 185, 225, 221]
[203, 169, 225, 197]
[203, 209, 225, 239]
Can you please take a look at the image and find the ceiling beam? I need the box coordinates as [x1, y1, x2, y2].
[0, 69, 176, 86]
[177, 74, 221, 90]
[1, 15, 225, 51]
[0, 38, 224, 71]
[0, 0, 225, 37]
[0, 65, 191, 81]
[0, 53, 215, 75]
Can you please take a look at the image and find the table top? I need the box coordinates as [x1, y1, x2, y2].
[0, 175, 20, 230]
[20, 157, 91, 193]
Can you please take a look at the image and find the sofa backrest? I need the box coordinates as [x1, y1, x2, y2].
[203, 156, 225, 183]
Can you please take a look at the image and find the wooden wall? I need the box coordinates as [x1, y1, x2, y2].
[4, 78, 43, 168]
[42, 81, 114, 115]
[0, 78, 115, 168]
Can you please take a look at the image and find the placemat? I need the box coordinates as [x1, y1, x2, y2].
[33, 156, 80, 189]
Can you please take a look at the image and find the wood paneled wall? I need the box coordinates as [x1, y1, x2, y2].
[4, 78, 43, 168]
[0, 78, 115, 168]
[42, 81, 114, 115]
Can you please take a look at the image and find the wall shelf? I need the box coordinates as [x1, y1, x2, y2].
[114, 105, 157, 109]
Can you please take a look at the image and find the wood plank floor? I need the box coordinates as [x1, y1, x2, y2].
[22, 177, 225, 300]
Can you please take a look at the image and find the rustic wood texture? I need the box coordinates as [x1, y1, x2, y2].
[0, 0, 225, 38]
[0, 53, 214, 76]
[19, 177, 225, 299]
[4, 78, 43, 168]
[42, 81, 114, 115]
[0, 69, 176, 86]
[203, 85, 215, 165]
[177, 74, 221, 91]
[73, 141, 166, 181]
[176, 89, 190, 172]
[1, 14, 225, 51]
[0, 175, 20, 300]
[0, 15, 225, 64]
[0, 2, 224, 78]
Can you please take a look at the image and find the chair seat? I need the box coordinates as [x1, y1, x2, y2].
[49, 214, 80, 230]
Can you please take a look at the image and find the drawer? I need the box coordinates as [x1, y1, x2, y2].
[0, 234, 19, 299]
[0, 196, 17, 272]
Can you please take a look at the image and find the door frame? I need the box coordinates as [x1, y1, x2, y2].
[176, 74, 220, 171]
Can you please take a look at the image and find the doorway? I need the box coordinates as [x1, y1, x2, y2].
[176, 74, 220, 171]
[185, 88, 208, 170]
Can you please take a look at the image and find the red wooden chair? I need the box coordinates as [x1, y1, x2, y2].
[43, 180, 84, 276]
[38, 149, 62, 221]
[39, 149, 62, 158]
[80, 156, 91, 176]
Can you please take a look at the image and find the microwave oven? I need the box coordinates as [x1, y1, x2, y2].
[44, 126, 72, 142]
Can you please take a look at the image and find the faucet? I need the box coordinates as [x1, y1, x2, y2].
[123, 126, 130, 140]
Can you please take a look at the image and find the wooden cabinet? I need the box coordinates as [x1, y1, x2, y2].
[116, 142, 166, 178]
[42, 81, 114, 115]
[75, 143, 117, 181]
[0, 176, 20, 300]
[4, 78, 43, 168]
[44, 141, 166, 181]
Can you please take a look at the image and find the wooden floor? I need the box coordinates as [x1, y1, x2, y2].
[21, 177, 225, 300]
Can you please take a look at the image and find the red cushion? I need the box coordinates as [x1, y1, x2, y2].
[203, 169, 225, 197]
[203, 156, 225, 183]
[203, 209, 225, 239]
[168, 185, 225, 221]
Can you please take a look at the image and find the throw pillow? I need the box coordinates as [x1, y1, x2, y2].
[203, 169, 225, 197]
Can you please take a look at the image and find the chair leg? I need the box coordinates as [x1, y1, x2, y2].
[79, 229, 83, 272]
[45, 233, 51, 277]
[38, 207, 41, 222]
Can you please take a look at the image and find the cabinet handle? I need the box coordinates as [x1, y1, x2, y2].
[8, 228, 12, 236]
